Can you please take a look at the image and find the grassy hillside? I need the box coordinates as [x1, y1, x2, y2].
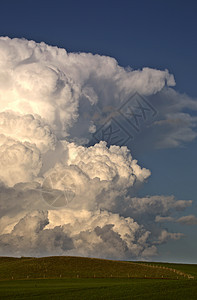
[0, 256, 195, 280]
[0, 257, 197, 299]
[139, 261, 197, 278]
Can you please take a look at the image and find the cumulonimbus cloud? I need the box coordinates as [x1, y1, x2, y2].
[0, 37, 196, 259]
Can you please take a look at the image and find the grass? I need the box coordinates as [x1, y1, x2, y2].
[0, 278, 197, 299]
[138, 261, 197, 278]
[0, 256, 196, 299]
[0, 256, 192, 280]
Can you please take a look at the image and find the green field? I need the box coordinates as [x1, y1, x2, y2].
[0, 278, 197, 300]
[0, 256, 196, 299]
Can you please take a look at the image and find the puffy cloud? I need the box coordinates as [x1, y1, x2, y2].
[0, 37, 196, 259]
[0, 137, 42, 186]
[48, 209, 155, 259]
[0, 210, 74, 256]
[0, 181, 45, 221]
[0, 36, 176, 140]
[0, 111, 57, 153]
[0, 110, 57, 186]
[0, 36, 196, 152]
[0, 210, 157, 259]
[0, 182, 191, 258]
[40, 141, 150, 211]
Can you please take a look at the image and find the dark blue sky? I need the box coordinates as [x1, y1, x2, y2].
[0, 0, 197, 262]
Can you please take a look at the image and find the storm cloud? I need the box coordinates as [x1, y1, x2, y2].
[0, 37, 195, 259]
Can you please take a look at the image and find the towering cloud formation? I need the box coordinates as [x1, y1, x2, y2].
[0, 37, 195, 259]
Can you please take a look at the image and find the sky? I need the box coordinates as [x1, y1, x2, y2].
[0, 0, 196, 263]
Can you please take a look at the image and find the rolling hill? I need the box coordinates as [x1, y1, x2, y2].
[0, 256, 195, 280]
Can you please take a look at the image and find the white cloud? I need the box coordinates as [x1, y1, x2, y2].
[0, 137, 42, 186]
[0, 36, 176, 140]
[0, 37, 196, 259]
[0, 111, 57, 153]
[0, 210, 157, 259]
